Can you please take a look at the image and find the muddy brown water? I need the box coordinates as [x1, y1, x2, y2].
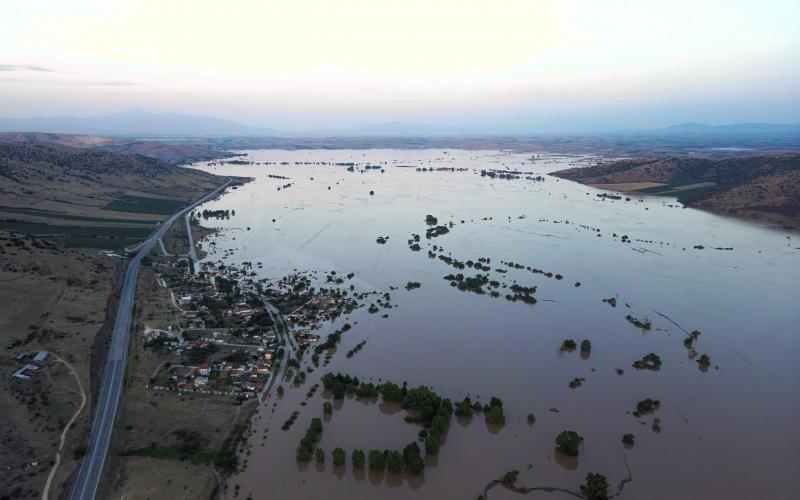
[190, 150, 799, 500]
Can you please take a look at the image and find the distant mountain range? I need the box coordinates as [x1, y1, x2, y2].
[0, 108, 797, 138]
[662, 123, 800, 135]
[0, 108, 276, 137]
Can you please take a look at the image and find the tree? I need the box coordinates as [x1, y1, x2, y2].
[332, 447, 346, 466]
[580, 339, 592, 353]
[485, 405, 505, 425]
[323, 401, 332, 415]
[580, 472, 610, 500]
[455, 397, 474, 417]
[296, 445, 311, 462]
[386, 450, 405, 473]
[352, 449, 366, 468]
[379, 381, 404, 402]
[424, 434, 440, 455]
[332, 382, 345, 399]
[368, 449, 385, 472]
[310, 417, 323, 434]
[402, 441, 425, 474]
[315, 448, 325, 464]
[622, 433, 635, 445]
[555, 430, 583, 456]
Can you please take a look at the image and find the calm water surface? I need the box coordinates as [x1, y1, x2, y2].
[190, 149, 799, 500]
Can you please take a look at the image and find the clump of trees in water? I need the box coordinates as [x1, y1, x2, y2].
[314, 372, 508, 471]
[633, 398, 661, 417]
[555, 430, 583, 456]
[484, 397, 506, 426]
[625, 314, 652, 330]
[561, 339, 577, 351]
[198, 209, 234, 220]
[632, 352, 662, 370]
[296, 417, 324, 462]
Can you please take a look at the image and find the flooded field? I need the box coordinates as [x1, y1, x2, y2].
[190, 149, 799, 500]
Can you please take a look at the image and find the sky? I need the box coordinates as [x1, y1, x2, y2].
[1, 0, 799, 132]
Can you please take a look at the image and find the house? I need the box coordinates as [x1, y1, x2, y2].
[11, 364, 39, 381]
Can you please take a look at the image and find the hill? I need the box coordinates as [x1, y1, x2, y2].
[552, 154, 800, 229]
[0, 141, 224, 248]
[0, 131, 233, 164]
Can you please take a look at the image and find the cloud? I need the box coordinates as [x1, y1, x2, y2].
[0, 63, 53, 72]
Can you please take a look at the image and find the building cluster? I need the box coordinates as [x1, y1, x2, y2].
[10, 351, 48, 381]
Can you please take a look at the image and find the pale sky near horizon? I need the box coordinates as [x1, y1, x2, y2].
[1, 0, 798, 131]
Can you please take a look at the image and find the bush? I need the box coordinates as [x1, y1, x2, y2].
[555, 430, 583, 456]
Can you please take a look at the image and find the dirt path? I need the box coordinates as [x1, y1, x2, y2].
[41, 353, 87, 500]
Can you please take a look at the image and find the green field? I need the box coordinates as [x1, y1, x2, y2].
[0, 205, 155, 224]
[0, 220, 153, 250]
[104, 195, 187, 215]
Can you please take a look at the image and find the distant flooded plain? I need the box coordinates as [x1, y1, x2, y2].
[191, 150, 799, 500]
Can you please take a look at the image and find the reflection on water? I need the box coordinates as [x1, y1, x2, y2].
[190, 149, 799, 500]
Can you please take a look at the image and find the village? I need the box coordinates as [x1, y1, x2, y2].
[138, 247, 360, 403]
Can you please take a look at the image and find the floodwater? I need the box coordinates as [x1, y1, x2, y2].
[190, 149, 799, 500]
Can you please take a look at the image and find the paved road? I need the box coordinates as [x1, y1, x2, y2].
[67, 180, 231, 500]
[185, 212, 198, 273]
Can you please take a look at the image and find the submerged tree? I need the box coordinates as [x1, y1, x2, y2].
[555, 430, 583, 456]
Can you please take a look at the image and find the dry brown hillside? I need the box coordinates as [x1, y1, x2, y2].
[0, 142, 223, 249]
[553, 154, 800, 228]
